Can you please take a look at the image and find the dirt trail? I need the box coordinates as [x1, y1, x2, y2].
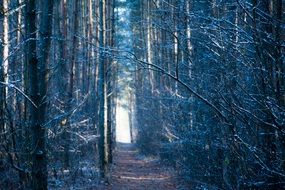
[102, 143, 178, 190]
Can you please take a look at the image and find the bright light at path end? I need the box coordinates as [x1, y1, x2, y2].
[116, 106, 131, 143]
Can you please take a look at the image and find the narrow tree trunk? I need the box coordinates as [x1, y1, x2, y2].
[0, 0, 9, 145]
[98, 0, 106, 178]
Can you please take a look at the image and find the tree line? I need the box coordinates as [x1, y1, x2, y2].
[129, 0, 284, 189]
[0, 0, 116, 189]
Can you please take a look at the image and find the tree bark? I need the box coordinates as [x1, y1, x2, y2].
[25, 0, 54, 189]
[98, 0, 107, 178]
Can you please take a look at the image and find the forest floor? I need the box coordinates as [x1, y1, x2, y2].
[98, 143, 184, 190]
[49, 143, 190, 189]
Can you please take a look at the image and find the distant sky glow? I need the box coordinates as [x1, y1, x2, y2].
[116, 106, 131, 143]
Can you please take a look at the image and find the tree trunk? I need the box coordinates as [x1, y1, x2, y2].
[0, 0, 9, 148]
[98, 0, 107, 178]
[25, 0, 54, 189]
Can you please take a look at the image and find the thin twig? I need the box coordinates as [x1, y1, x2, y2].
[0, 82, 37, 108]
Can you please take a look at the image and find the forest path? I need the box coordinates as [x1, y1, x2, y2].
[102, 143, 178, 190]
